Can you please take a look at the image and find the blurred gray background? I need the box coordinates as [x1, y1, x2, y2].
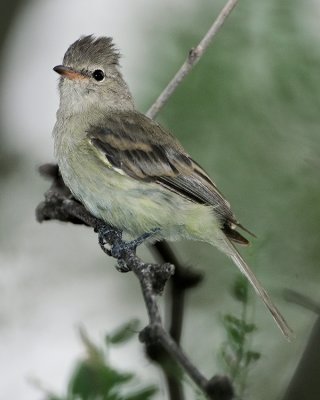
[1, 0, 319, 399]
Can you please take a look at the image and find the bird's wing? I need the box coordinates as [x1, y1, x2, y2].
[87, 111, 249, 244]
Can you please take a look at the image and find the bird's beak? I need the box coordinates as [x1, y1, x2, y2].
[53, 65, 86, 80]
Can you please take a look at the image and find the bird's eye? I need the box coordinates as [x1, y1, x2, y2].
[92, 69, 105, 81]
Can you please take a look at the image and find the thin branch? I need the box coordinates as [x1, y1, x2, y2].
[153, 241, 203, 342]
[146, 0, 239, 119]
[149, 241, 203, 400]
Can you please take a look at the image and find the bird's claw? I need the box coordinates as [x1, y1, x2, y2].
[110, 228, 161, 258]
[97, 226, 161, 272]
[97, 225, 120, 256]
[115, 259, 131, 273]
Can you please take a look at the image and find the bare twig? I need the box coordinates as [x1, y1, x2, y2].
[146, 0, 239, 119]
[36, 165, 234, 400]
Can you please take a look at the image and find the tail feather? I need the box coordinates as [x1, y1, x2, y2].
[223, 238, 293, 340]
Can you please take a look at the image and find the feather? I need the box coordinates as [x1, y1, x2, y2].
[222, 238, 293, 340]
[87, 111, 247, 243]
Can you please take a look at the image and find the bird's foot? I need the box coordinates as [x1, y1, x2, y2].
[111, 228, 161, 258]
[97, 226, 160, 273]
[97, 225, 121, 256]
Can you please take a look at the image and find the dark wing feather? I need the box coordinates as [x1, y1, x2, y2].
[87, 111, 249, 244]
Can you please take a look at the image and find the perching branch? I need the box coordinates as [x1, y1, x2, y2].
[36, 165, 233, 400]
[148, 242, 203, 400]
[146, 0, 239, 119]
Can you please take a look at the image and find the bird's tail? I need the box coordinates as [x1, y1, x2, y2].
[220, 237, 293, 340]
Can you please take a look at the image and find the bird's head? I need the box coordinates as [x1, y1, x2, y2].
[54, 35, 134, 114]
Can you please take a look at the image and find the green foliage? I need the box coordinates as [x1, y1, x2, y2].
[42, 321, 157, 400]
[232, 276, 249, 304]
[220, 276, 260, 398]
[106, 319, 140, 345]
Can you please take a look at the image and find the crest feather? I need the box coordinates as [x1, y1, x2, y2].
[63, 35, 120, 67]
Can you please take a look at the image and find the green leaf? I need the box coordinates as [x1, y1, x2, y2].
[68, 360, 133, 399]
[220, 347, 235, 369]
[242, 322, 257, 334]
[124, 386, 158, 400]
[232, 276, 249, 303]
[227, 326, 244, 347]
[245, 351, 261, 366]
[79, 326, 105, 364]
[106, 319, 140, 345]
[223, 314, 242, 328]
[223, 315, 257, 335]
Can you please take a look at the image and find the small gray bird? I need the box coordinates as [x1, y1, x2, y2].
[53, 35, 291, 338]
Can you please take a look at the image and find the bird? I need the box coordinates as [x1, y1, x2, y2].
[52, 35, 292, 339]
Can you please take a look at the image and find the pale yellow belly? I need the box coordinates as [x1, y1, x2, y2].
[56, 136, 220, 243]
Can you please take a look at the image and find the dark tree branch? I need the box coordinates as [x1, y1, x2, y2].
[282, 317, 320, 400]
[282, 290, 320, 400]
[152, 241, 203, 343]
[149, 241, 203, 400]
